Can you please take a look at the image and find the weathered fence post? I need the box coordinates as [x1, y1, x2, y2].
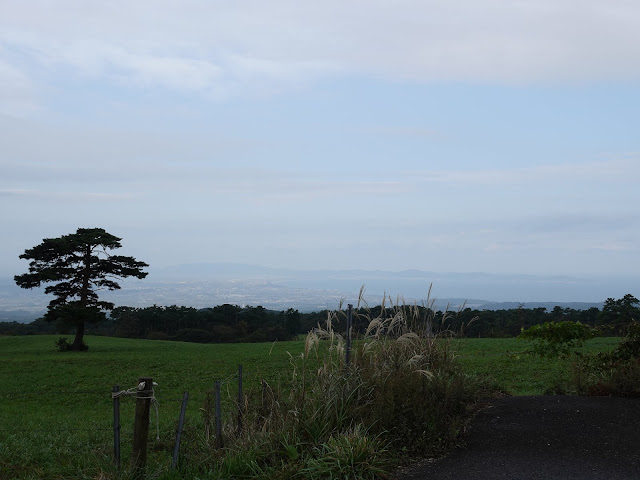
[237, 364, 243, 436]
[346, 304, 353, 366]
[214, 380, 223, 448]
[131, 377, 153, 472]
[112, 385, 121, 469]
[171, 391, 189, 470]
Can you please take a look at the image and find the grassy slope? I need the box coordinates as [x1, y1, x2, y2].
[0, 335, 620, 479]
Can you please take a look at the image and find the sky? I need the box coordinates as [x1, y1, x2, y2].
[2, 1, 640, 287]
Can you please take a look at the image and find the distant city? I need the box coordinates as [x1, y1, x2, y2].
[3, 262, 637, 322]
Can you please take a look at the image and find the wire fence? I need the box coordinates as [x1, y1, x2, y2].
[2, 363, 279, 472]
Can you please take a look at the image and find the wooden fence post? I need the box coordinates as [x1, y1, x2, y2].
[215, 380, 224, 449]
[171, 391, 189, 469]
[237, 364, 243, 436]
[112, 385, 120, 469]
[131, 377, 153, 472]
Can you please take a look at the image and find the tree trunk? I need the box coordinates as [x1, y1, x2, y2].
[72, 244, 92, 351]
[72, 320, 86, 350]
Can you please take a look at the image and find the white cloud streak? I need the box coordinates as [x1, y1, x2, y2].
[1, 0, 639, 106]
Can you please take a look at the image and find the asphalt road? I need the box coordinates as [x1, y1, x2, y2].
[397, 396, 640, 480]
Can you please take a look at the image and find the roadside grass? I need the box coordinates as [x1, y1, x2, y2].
[453, 336, 620, 395]
[0, 334, 621, 479]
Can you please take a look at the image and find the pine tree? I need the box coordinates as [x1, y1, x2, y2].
[15, 228, 148, 350]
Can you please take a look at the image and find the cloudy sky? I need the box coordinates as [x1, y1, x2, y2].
[2, 1, 639, 285]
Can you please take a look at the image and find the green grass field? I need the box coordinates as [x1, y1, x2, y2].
[452, 336, 619, 395]
[1, 335, 306, 479]
[0, 334, 621, 479]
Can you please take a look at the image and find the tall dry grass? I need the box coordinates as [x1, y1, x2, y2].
[192, 288, 491, 479]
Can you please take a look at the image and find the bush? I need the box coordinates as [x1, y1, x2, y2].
[54, 337, 88, 351]
[518, 321, 595, 358]
[55, 337, 71, 351]
[578, 322, 640, 396]
[299, 426, 389, 480]
[610, 322, 640, 360]
[584, 358, 640, 397]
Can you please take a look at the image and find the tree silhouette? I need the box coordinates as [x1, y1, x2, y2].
[15, 228, 148, 350]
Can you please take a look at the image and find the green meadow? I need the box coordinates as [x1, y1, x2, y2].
[0, 334, 620, 479]
[1, 335, 304, 479]
[451, 336, 619, 395]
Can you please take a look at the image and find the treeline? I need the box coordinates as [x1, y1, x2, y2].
[0, 304, 301, 342]
[111, 304, 301, 342]
[305, 295, 639, 339]
[1, 294, 638, 342]
[0, 317, 58, 336]
[300, 305, 602, 339]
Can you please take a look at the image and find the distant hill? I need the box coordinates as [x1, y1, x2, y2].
[149, 263, 634, 305]
[0, 309, 45, 323]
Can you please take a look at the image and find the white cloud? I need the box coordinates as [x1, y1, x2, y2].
[1, 0, 639, 104]
[80, 45, 224, 92]
[1, 2, 639, 281]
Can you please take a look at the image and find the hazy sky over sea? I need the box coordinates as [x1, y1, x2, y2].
[2, 1, 639, 280]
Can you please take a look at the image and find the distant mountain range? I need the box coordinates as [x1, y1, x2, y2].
[2, 262, 635, 322]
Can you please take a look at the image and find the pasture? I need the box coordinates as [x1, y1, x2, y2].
[0, 334, 620, 479]
[452, 336, 619, 395]
[1, 336, 301, 479]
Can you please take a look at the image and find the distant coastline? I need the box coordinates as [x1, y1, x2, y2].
[1, 262, 630, 323]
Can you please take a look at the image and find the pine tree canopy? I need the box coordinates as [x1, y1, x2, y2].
[14, 227, 148, 350]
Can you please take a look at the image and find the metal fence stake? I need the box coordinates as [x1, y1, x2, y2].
[112, 385, 120, 469]
[172, 391, 189, 469]
[237, 364, 243, 436]
[215, 380, 223, 449]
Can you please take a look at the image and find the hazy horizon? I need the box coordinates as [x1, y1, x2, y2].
[2, 262, 637, 320]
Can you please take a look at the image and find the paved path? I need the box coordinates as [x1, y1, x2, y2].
[397, 396, 640, 480]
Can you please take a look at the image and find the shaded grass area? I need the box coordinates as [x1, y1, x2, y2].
[453, 337, 620, 395]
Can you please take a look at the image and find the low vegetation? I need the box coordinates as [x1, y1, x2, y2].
[453, 335, 619, 395]
[517, 319, 640, 396]
[2, 293, 638, 479]
[2, 295, 494, 479]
